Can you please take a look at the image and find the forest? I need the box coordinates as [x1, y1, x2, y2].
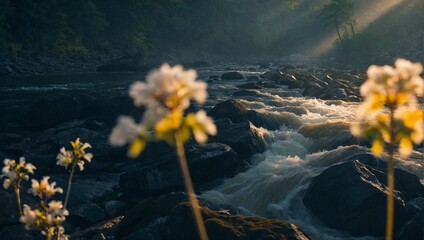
[0, 0, 423, 66]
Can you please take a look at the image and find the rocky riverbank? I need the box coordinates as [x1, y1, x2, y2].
[0, 63, 423, 239]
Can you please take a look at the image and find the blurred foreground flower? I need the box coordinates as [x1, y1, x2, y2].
[350, 59, 424, 240]
[109, 63, 215, 240]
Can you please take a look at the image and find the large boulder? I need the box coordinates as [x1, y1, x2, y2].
[166, 202, 310, 240]
[119, 143, 240, 201]
[210, 119, 266, 159]
[303, 158, 424, 237]
[21, 94, 99, 130]
[208, 99, 248, 122]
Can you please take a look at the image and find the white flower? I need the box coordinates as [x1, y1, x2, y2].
[56, 148, 73, 169]
[109, 116, 141, 146]
[129, 63, 207, 110]
[1, 157, 36, 189]
[29, 177, 63, 199]
[20, 204, 39, 230]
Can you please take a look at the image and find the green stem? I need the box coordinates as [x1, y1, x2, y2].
[14, 180, 23, 216]
[385, 107, 395, 240]
[174, 130, 209, 240]
[64, 162, 76, 210]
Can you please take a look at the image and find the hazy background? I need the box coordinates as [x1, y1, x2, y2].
[0, 0, 423, 67]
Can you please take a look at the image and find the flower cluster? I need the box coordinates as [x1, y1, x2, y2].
[56, 138, 93, 171]
[20, 201, 69, 240]
[351, 59, 424, 156]
[1, 157, 36, 189]
[110, 63, 217, 157]
[28, 176, 63, 199]
[21, 176, 68, 239]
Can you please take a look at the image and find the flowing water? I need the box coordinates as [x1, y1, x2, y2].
[1, 66, 423, 239]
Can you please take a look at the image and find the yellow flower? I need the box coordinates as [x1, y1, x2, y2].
[155, 109, 185, 145]
[185, 110, 217, 144]
[57, 138, 93, 171]
[352, 59, 424, 157]
[29, 176, 63, 199]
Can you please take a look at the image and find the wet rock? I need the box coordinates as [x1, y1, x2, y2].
[398, 203, 424, 240]
[21, 94, 98, 130]
[208, 99, 248, 122]
[246, 76, 259, 80]
[221, 72, 244, 80]
[115, 192, 188, 239]
[104, 200, 127, 218]
[236, 110, 302, 130]
[299, 121, 357, 151]
[69, 203, 107, 227]
[0, 224, 32, 240]
[260, 70, 282, 80]
[303, 158, 424, 237]
[166, 202, 310, 240]
[232, 89, 261, 97]
[211, 119, 266, 159]
[237, 82, 261, 89]
[119, 143, 239, 201]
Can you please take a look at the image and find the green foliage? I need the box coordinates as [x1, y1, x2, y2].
[318, 0, 355, 43]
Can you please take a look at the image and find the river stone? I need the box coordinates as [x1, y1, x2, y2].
[166, 202, 310, 240]
[210, 119, 266, 159]
[221, 71, 244, 80]
[208, 99, 248, 122]
[303, 159, 422, 237]
[119, 143, 239, 201]
[235, 110, 302, 130]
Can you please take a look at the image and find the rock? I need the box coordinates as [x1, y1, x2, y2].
[221, 72, 244, 80]
[299, 121, 357, 151]
[237, 83, 261, 89]
[398, 207, 424, 240]
[119, 143, 239, 201]
[236, 110, 302, 130]
[0, 224, 32, 240]
[246, 76, 259, 80]
[210, 119, 266, 159]
[21, 94, 98, 130]
[303, 159, 424, 237]
[0, 190, 22, 226]
[191, 61, 211, 68]
[232, 89, 261, 97]
[115, 192, 188, 239]
[405, 197, 424, 219]
[104, 200, 127, 218]
[0, 65, 14, 76]
[96, 55, 152, 72]
[68, 203, 107, 227]
[166, 202, 310, 240]
[260, 70, 282, 80]
[208, 100, 248, 122]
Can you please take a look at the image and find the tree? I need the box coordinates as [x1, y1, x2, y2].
[318, 0, 356, 44]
